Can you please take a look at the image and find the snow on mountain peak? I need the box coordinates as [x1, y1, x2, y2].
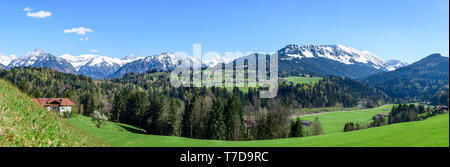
[203, 55, 235, 67]
[121, 54, 137, 60]
[280, 44, 395, 70]
[387, 59, 409, 70]
[10, 48, 52, 67]
[0, 54, 17, 66]
[60, 53, 138, 71]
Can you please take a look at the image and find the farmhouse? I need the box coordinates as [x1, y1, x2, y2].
[33, 98, 74, 114]
[373, 113, 388, 120]
[436, 105, 448, 112]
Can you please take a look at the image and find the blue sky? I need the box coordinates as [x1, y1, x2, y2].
[0, 0, 448, 63]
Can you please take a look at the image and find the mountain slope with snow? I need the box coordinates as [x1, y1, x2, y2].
[60, 54, 143, 79]
[279, 44, 393, 70]
[0, 54, 17, 66]
[274, 44, 400, 79]
[4, 44, 407, 80]
[8, 49, 76, 73]
[108, 53, 183, 78]
[387, 60, 409, 70]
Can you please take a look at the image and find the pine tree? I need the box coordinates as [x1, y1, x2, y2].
[81, 91, 95, 116]
[225, 95, 245, 140]
[290, 117, 304, 137]
[207, 98, 227, 140]
[111, 90, 127, 122]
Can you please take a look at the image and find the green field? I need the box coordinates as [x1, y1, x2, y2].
[293, 105, 364, 115]
[299, 105, 393, 134]
[284, 76, 322, 85]
[69, 112, 448, 147]
[0, 79, 102, 147]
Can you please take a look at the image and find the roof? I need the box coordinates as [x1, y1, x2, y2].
[301, 120, 312, 124]
[33, 98, 75, 106]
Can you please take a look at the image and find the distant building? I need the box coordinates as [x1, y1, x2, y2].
[436, 106, 449, 112]
[373, 113, 388, 120]
[301, 120, 312, 127]
[33, 98, 74, 115]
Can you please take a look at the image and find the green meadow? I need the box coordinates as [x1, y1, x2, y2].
[299, 105, 394, 134]
[284, 76, 322, 85]
[69, 112, 448, 147]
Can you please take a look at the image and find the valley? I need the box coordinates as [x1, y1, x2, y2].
[0, 45, 448, 147]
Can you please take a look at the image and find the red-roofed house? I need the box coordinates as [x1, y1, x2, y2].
[33, 98, 74, 114]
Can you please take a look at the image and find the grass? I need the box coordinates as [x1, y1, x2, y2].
[284, 76, 322, 85]
[0, 79, 103, 147]
[69, 112, 448, 147]
[293, 106, 364, 115]
[300, 105, 394, 134]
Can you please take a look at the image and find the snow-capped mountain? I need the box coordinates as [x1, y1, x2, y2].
[108, 53, 184, 78]
[273, 44, 403, 79]
[107, 52, 236, 78]
[0, 54, 17, 66]
[203, 56, 235, 67]
[387, 60, 409, 70]
[121, 54, 144, 62]
[4, 45, 408, 80]
[60, 54, 144, 79]
[8, 49, 76, 73]
[279, 44, 392, 70]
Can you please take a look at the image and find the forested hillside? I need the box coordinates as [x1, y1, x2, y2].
[364, 54, 449, 101]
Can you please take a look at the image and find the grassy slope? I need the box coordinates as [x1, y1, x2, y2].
[0, 79, 103, 147]
[284, 76, 322, 85]
[300, 105, 393, 134]
[70, 112, 449, 147]
[224, 76, 321, 93]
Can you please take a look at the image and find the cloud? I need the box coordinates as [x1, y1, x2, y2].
[64, 27, 93, 35]
[90, 50, 99, 53]
[23, 7, 32, 11]
[27, 10, 52, 18]
[80, 37, 89, 41]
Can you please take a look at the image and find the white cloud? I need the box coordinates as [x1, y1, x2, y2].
[23, 7, 32, 11]
[64, 27, 93, 35]
[80, 37, 89, 41]
[90, 50, 99, 53]
[27, 10, 52, 18]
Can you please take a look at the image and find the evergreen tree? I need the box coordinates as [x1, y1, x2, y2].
[290, 117, 304, 137]
[111, 90, 127, 122]
[207, 98, 227, 140]
[224, 95, 245, 140]
[80, 91, 95, 116]
[144, 93, 163, 134]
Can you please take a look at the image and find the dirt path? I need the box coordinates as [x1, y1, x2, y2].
[290, 104, 391, 119]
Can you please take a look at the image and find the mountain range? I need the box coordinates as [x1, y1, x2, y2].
[7, 49, 76, 73]
[0, 45, 409, 79]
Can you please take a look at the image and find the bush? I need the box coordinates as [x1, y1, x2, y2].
[344, 122, 356, 132]
[92, 110, 108, 128]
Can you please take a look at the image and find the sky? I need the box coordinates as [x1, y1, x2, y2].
[0, 0, 448, 63]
